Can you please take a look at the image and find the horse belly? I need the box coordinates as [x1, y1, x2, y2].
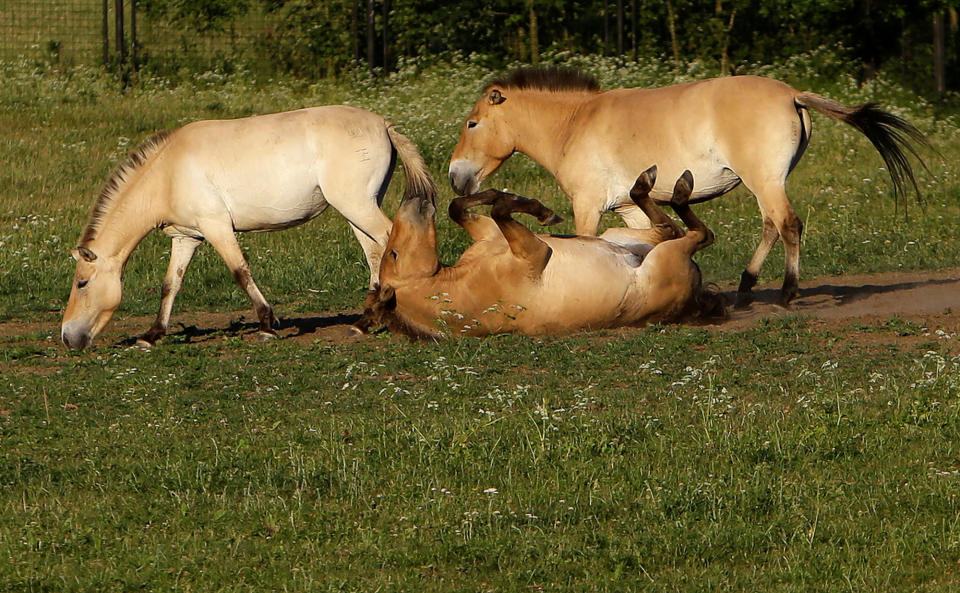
[169, 107, 384, 233]
[227, 184, 328, 232]
[528, 244, 635, 331]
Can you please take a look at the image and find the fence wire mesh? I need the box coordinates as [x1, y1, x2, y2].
[0, 1, 280, 73]
[0, 0, 106, 66]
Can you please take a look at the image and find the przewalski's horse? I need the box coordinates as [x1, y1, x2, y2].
[448, 66, 929, 306]
[61, 105, 435, 349]
[358, 165, 719, 339]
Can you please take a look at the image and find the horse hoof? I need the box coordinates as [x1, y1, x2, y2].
[346, 325, 366, 338]
[540, 213, 564, 226]
[134, 338, 155, 350]
[257, 331, 278, 342]
[776, 295, 796, 309]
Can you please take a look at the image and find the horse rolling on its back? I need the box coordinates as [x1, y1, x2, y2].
[448, 66, 929, 306]
[359, 165, 719, 339]
[61, 105, 435, 349]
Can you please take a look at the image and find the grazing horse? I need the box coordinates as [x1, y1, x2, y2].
[358, 165, 719, 339]
[61, 105, 434, 349]
[448, 66, 928, 305]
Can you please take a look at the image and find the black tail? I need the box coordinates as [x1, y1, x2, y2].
[796, 92, 931, 202]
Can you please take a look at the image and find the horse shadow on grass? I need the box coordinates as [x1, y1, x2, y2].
[112, 312, 363, 348]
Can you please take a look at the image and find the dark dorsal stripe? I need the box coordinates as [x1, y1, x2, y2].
[79, 130, 173, 246]
[486, 66, 601, 93]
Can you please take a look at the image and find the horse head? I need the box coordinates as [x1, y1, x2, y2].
[379, 191, 440, 290]
[448, 87, 515, 196]
[355, 189, 442, 336]
[61, 245, 123, 349]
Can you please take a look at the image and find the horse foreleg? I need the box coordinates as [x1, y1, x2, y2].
[490, 195, 557, 275]
[138, 234, 202, 348]
[622, 166, 683, 236]
[203, 226, 278, 340]
[449, 191, 504, 242]
[571, 194, 605, 236]
[737, 216, 780, 307]
[666, 171, 715, 252]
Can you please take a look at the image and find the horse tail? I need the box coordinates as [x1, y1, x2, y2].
[386, 123, 437, 205]
[795, 92, 930, 201]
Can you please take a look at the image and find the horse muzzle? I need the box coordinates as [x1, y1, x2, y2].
[448, 160, 481, 196]
[61, 321, 92, 350]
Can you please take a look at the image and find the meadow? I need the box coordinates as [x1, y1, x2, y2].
[2, 51, 960, 591]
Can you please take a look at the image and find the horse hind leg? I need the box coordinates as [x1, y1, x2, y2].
[325, 184, 393, 290]
[138, 234, 202, 348]
[739, 182, 802, 307]
[348, 219, 392, 290]
[667, 171, 715, 252]
[626, 165, 684, 240]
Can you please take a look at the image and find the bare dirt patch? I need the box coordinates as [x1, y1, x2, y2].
[705, 267, 960, 355]
[5, 268, 959, 350]
[712, 267, 960, 328]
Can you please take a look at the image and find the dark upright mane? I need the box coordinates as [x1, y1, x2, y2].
[485, 66, 601, 93]
[79, 130, 173, 246]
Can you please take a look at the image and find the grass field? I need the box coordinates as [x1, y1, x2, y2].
[2, 52, 960, 591]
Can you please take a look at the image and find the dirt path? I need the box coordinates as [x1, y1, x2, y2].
[4, 268, 959, 349]
[711, 267, 960, 330]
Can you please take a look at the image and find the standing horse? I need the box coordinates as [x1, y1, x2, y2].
[61, 105, 434, 349]
[448, 66, 928, 306]
[358, 165, 719, 339]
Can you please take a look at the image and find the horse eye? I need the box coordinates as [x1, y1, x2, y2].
[467, 121, 478, 129]
[389, 250, 399, 261]
[77, 280, 89, 289]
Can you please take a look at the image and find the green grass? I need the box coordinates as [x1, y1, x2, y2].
[2, 53, 960, 591]
[3, 324, 960, 591]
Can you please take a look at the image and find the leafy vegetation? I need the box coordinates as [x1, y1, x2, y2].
[130, 0, 960, 95]
[1, 50, 960, 591]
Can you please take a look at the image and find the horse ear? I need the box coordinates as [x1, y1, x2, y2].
[77, 246, 98, 262]
[488, 89, 506, 105]
[380, 286, 397, 311]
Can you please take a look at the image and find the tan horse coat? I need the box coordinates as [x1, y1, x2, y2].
[62, 105, 432, 349]
[449, 67, 927, 305]
[360, 167, 717, 339]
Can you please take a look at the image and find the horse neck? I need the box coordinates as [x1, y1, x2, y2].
[506, 90, 591, 174]
[86, 179, 163, 264]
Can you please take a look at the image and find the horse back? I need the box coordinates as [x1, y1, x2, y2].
[562, 76, 806, 201]
[157, 106, 394, 231]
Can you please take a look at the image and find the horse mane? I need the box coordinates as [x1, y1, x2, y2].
[79, 130, 173, 246]
[486, 66, 601, 93]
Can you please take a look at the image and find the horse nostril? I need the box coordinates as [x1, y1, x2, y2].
[449, 171, 471, 196]
[61, 326, 90, 350]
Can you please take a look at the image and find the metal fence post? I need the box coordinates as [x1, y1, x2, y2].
[115, 0, 125, 66]
[102, 0, 109, 65]
[131, 0, 137, 71]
